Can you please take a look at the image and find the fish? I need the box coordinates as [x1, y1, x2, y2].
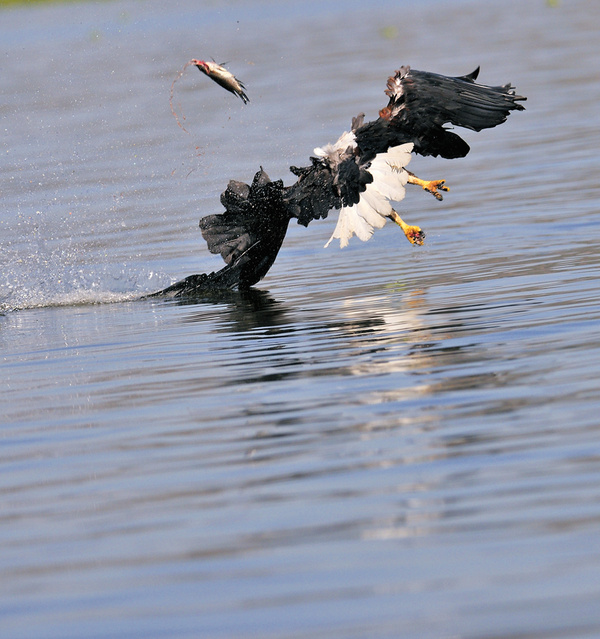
[191, 59, 249, 104]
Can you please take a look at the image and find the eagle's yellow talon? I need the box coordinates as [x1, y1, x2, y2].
[430, 179, 449, 200]
[407, 172, 449, 200]
[405, 226, 426, 245]
[387, 209, 425, 246]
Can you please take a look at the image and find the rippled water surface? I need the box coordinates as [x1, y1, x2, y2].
[2, 0, 600, 637]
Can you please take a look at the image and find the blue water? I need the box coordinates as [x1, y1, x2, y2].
[2, 0, 600, 637]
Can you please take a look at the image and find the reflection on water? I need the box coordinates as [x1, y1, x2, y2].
[173, 288, 291, 331]
[2, 0, 600, 638]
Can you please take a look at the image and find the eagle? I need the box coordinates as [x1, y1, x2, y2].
[156, 65, 525, 296]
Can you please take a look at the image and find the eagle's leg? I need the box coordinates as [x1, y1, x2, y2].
[387, 209, 425, 246]
[406, 171, 449, 201]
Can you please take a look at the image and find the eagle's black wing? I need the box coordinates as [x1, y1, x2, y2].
[284, 159, 341, 227]
[151, 169, 290, 296]
[379, 66, 526, 158]
[197, 169, 291, 289]
[153, 163, 339, 295]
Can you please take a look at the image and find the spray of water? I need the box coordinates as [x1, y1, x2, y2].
[0, 211, 172, 313]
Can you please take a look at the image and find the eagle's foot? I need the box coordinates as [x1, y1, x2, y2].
[407, 172, 449, 201]
[387, 209, 425, 246]
[404, 225, 426, 245]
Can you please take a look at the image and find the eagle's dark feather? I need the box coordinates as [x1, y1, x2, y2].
[284, 159, 341, 227]
[370, 66, 525, 159]
[197, 169, 290, 290]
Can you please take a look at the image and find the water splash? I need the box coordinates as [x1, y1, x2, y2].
[0, 211, 172, 313]
[0, 264, 171, 313]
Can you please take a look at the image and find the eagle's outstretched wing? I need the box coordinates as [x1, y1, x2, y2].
[376, 65, 526, 158]
[197, 169, 291, 289]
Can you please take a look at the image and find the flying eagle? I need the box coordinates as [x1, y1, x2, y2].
[156, 65, 525, 296]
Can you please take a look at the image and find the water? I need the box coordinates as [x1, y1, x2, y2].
[2, 0, 600, 637]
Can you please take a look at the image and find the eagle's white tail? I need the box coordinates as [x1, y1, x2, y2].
[326, 142, 413, 248]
